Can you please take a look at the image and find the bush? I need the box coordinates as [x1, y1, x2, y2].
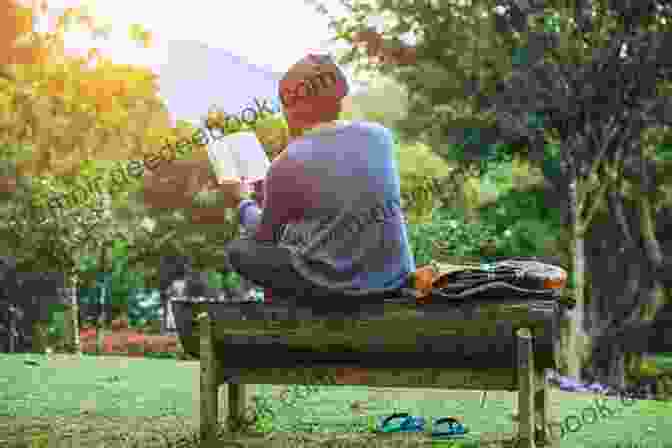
[477, 186, 565, 261]
[407, 207, 500, 266]
[128, 290, 162, 328]
[46, 311, 66, 348]
[406, 200, 566, 269]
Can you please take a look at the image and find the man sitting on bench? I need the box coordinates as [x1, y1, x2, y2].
[224, 53, 415, 303]
[143, 53, 415, 304]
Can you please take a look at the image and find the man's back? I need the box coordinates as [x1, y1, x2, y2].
[251, 120, 415, 295]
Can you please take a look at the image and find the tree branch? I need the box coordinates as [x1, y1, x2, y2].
[606, 182, 634, 247]
[577, 117, 619, 214]
[581, 171, 611, 228]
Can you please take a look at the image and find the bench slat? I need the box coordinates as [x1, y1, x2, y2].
[219, 366, 519, 390]
[177, 298, 561, 369]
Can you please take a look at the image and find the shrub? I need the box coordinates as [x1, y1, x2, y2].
[635, 360, 663, 378]
[477, 185, 565, 261]
[407, 207, 500, 266]
[46, 311, 66, 348]
[128, 290, 162, 328]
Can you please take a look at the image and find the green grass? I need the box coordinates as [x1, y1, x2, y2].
[1, 353, 671, 447]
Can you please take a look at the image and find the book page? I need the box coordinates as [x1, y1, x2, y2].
[225, 132, 270, 182]
[207, 139, 240, 183]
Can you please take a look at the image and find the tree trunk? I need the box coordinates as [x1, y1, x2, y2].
[160, 289, 168, 335]
[587, 184, 637, 386]
[63, 274, 80, 354]
[31, 320, 48, 353]
[586, 151, 670, 390]
[607, 343, 627, 391]
[96, 246, 108, 355]
[563, 175, 588, 382]
[95, 314, 106, 355]
[638, 193, 668, 320]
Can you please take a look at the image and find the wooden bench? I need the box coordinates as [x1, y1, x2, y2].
[173, 297, 564, 448]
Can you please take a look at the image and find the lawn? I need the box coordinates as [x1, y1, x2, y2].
[0, 353, 671, 447]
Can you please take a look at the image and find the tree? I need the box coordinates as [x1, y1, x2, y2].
[479, 2, 672, 387]
[0, 131, 167, 353]
[341, 77, 410, 129]
[0, 0, 181, 178]
[308, 0, 672, 386]
[0, 0, 211, 352]
[582, 153, 672, 385]
[0, 169, 115, 353]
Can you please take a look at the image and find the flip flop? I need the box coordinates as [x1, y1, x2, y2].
[376, 413, 426, 433]
[431, 417, 469, 439]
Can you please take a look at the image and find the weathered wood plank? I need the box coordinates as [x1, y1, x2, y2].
[203, 299, 559, 331]
[219, 366, 517, 390]
[198, 311, 218, 444]
[175, 299, 559, 333]
[517, 328, 536, 448]
[227, 383, 248, 432]
[535, 369, 551, 445]
[173, 299, 561, 370]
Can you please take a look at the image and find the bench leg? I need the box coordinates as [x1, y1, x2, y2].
[228, 383, 248, 431]
[517, 328, 536, 448]
[199, 310, 219, 444]
[535, 369, 551, 445]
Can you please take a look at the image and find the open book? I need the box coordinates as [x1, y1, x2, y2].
[206, 131, 271, 185]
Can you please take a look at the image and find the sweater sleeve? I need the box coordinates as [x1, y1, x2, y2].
[239, 199, 262, 236]
[253, 158, 316, 242]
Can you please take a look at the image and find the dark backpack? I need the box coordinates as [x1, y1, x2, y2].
[408, 259, 574, 306]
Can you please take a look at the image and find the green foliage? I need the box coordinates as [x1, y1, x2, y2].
[477, 185, 564, 260]
[121, 195, 239, 282]
[46, 311, 66, 348]
[74, 238, 162, 327]
[497, 219, 560, 257]
[633, 360, 663, 378]
[109, 243, 145, 317]
[400, 173, 439, 225]
[141, 319, 162, 335]
[311, 0, 519, 166]
[479, 160, 515, 202]
[342, 77, 409, 130]
[407, 178, 565, 268]
[127, 290, 161, 328]
[478, 186, 563, 234]
[396, 140, 452, 178]
[444, 139, 516, 177]
[406, 207, 497, 266]
[252, 112, 290, 160]
[143, 351, 178, 360]
[541, 143, 563, 184]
